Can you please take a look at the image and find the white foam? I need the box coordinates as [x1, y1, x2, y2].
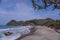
[0, 33, 21, 40]
[0, 26, 31, 40]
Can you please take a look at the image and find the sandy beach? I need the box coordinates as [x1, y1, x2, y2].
[16, 26, 60, 40]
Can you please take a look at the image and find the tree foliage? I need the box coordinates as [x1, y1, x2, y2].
[32, 0, 43, 10]
[32, 0, 60, 10]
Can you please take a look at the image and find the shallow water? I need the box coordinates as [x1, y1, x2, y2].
[0, 26, 31, 40]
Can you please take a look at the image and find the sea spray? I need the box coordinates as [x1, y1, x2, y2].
[0, 26, 31, 40]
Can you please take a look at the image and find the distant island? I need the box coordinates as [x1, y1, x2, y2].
[6, 18, 60, 28]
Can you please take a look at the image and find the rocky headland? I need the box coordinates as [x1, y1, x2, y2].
[6, 18, 60, 32]
[6, 18, 60, 40]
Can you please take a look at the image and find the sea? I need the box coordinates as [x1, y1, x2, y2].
[0, 25, 24, 29]
[0, 25, 31, 40]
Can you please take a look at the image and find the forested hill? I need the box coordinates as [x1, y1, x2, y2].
[6, 18, 60, 27]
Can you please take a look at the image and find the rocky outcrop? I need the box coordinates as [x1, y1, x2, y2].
[6, 18, 60, 30]
[6, 20, 17, 26]
[4, 32, 13, 36]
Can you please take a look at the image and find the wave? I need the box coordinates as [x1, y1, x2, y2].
[0, 26, 31, 40]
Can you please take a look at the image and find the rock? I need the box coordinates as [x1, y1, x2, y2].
[4, 32, 13, 36]
[55, 26, 60, 33]
[57, 4, 60, 9]
[55, 29, 60, 33]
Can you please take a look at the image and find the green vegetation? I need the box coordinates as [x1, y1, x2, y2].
[6, 18, 60, 27]
[31, 0, 60, 10]
[6, 18, 60, 33]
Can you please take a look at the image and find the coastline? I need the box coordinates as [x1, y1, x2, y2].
[0, 26, 31, 40]
[16, 26, 60, 40]
[0, 25, 60, 40]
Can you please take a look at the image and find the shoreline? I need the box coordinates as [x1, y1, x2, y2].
[0, 25, 60, 40]
[16, 26, 60, 40]
[0, 26, 31, 40]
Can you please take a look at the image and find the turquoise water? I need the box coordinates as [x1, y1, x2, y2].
[0, 25, 24, 29]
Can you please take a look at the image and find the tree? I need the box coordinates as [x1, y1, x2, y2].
[32, 0, 43, 10]
[32, 0, 60, 10]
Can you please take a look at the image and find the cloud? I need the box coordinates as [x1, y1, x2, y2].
[0, 0, 60, 25]
[0, 2, 36, 25]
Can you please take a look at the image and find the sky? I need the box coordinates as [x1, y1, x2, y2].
[0, 0, 60, 25]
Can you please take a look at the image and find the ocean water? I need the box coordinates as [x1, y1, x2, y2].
[0, 25, 24, 29]
[0, 25, 31, 40]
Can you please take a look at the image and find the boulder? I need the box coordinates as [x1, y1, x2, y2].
[4, 32, 13, 36]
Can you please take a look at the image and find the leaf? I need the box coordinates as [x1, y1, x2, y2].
[37, 5, 43, 10]
[32, 0, 35, 3]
